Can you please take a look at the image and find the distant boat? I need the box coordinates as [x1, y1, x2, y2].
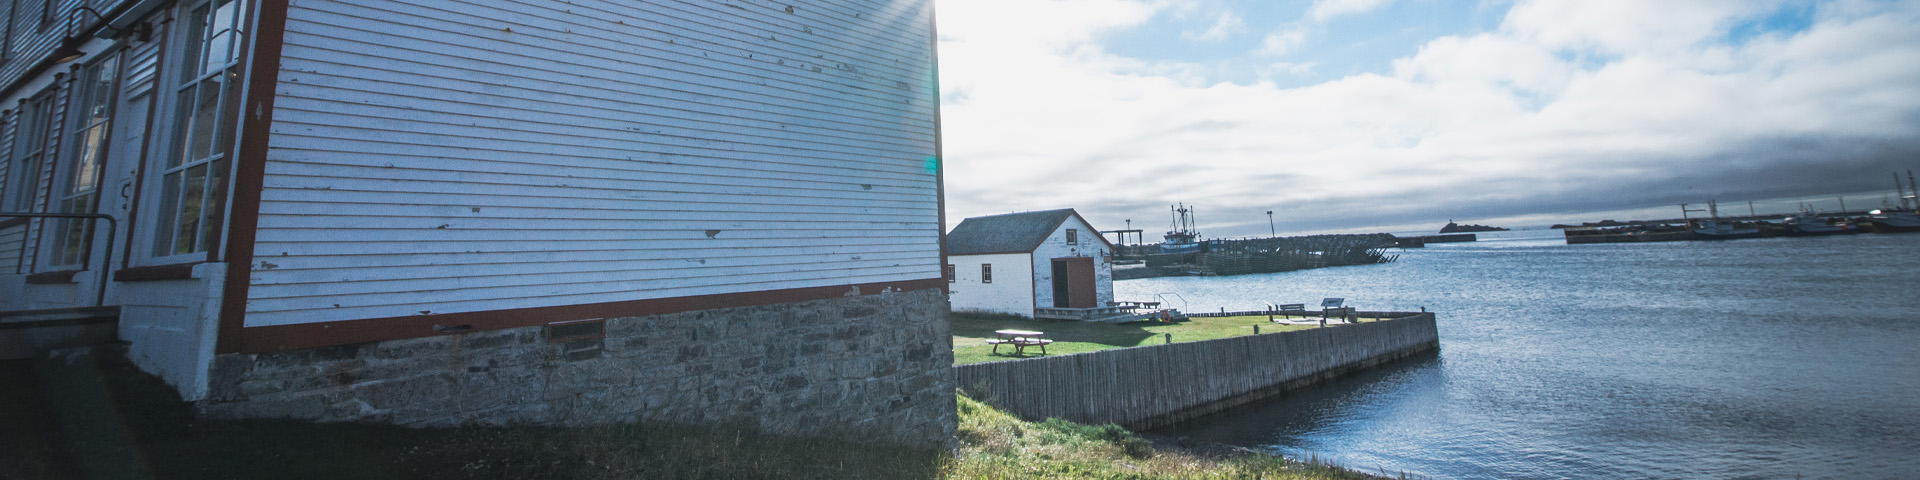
[1783, 211, 1862, 236]
[1160, 204, 1202, 254]
[1868, 171, 1920, 233]
[1866, 210, 1920, 233]
[1690, 219, 1761, 240]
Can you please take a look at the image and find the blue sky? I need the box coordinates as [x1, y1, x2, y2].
[1103, 0, 1512, 87]
[935, 0, 1920, 236]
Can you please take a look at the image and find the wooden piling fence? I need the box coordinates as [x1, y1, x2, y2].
[955, 313, 1440, 430]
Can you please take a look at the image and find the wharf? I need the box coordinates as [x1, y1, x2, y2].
[1115, 233, 1399, 279]
[1392, 233, 1476, 247]
[1563, 228, 1697, 244]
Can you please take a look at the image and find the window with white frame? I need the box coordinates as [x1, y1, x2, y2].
[981, 264, 992, 283]
[151, 0, 246, 259]
[49, 56, 121, 268]
[6, 91, 55, 213]
[1066, 228, 1078, 245]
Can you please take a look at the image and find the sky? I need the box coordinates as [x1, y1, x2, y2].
[933, 0, 1920, 237]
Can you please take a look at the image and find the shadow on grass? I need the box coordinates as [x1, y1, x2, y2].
[949, 312, 1158, 349]
[1, 353, 947, 480]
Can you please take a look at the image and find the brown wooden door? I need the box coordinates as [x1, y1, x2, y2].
[1052, 257, 1096, 308]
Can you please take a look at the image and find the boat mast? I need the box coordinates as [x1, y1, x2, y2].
[1907, 170, 1918, 211]
[1896, 172, 1910, 210]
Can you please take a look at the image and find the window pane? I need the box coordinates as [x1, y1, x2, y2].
[175, 164, 209, 255]
[84, 58, 118, 121]
[7, 97, 51, 211]
[199, 160, 230, 253]
[166, 92, 195, 169]
[68, 126, 107, 195]
[7, 154, 36, 210]
[186, 79, 223, 161]
[215, 71, 240, 157]
[154, 171, 182, 257]
[209, 0, 242, 69]
[179, 3, 210, 83]
[55, 196, 94, 266]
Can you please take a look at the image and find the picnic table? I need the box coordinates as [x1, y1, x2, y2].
[987, 329, 1053, 356]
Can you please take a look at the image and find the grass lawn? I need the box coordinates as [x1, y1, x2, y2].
[2, 352, 1387, 479]
[951, 312, 1382, 365]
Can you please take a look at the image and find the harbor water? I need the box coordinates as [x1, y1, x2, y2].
[1118, 230, 1920, 479]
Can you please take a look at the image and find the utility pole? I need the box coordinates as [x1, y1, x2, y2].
[1266, 210, 1275, 238]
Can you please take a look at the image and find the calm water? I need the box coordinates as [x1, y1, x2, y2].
[1120, 230, 1920, 479]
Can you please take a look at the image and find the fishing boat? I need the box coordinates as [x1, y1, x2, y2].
[1867, 170, 1920, 233]
[1160, 204, 1202, 254]
[1690, 219, 1762, 239]
[1866, 210, 1920, 233]
[1783, 210, 1862, 236]
[1689, 200, 1761, 240]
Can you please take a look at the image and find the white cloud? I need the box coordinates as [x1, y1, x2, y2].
[1308, 0, 1393, 22]
[1258, 26, 1309, 56]
[1262, 61, 1318, 77]
[937, 0, 1920, 235]
[1501, 0, 1768, 56]
[1184, 12, 1245, 42]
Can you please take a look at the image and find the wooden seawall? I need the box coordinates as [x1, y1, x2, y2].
[955, 313, 1440, 430]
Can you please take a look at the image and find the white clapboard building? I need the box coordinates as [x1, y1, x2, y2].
[946, 209, 1117, 319]
[0, 0, 954, 446]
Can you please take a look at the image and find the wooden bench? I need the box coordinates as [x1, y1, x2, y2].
[1272, 303, 1307, 319]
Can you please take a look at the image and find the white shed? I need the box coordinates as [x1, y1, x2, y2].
[946, 209, 1122, 320]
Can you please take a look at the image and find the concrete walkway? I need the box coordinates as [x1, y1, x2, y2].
[1269, 317, 1358, 326]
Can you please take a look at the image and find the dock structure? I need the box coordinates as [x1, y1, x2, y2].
[956, 312, 1440, 430]
[1129, 234, 1399, 277]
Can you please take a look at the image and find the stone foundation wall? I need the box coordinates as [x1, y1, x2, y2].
[199, 288, 956, 449]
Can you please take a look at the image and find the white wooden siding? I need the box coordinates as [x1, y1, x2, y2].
[947, 253, 1033, 317]
[248, 0, 941, 327]
[1030, 216, 1114, 309]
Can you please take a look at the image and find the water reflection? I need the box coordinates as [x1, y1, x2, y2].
[1159, 353, 1447, 475]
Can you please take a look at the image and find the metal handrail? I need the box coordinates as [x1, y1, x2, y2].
[0, 212, 116, 306]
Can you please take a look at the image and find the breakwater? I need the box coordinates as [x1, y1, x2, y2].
[1116, 234, 1399, 279]
[954, 313, 1439, 430]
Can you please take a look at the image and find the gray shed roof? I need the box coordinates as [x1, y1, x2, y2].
[947, 209, 1111, 255]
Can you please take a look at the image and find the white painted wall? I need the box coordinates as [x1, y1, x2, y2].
[948, 253, 1031, 317]
[0, 275, 20, 310]
[246, 0, 942, 326]
[117, 262, 225, 401]
[1030, 216, 1113, 309]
